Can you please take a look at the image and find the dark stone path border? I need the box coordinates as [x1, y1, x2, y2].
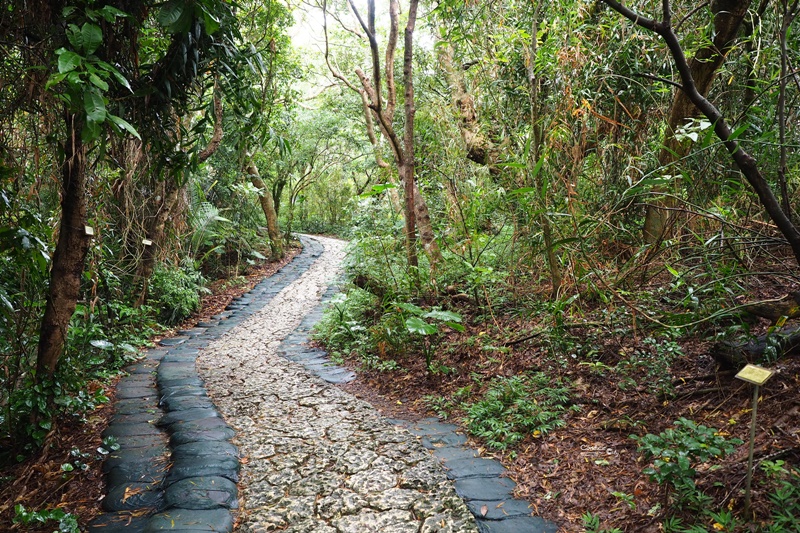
[89, 237, 324, 532]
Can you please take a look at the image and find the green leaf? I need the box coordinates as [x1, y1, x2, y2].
[728, 123, 749, 142]
[83, 90, 106, 122]
[45, 72, 68, 91]
[81, 119, 101, 142]
[424, 309, 463, 323]
[81, 23, 102, 55]
[360, 183, 397, 198]
[90, 339, 114, 350]
[97, 60, 132, 92]
[199, 3, 221, 34]
[58, 51, 82, 73]
[88, 73, 108, 91]
[158, 0, 192, 32]
[107, 114, 141, 139]
[395, 302, 425, 316]
[405, 317, 438, 336]
[98, 5, 129, 21]
[66, 24, 82, 50]
[445, 321, 466, 332]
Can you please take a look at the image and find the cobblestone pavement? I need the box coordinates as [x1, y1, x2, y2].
[196, 236, 478, 532]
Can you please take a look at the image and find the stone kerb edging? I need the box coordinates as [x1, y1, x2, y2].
[88, 236, 323, 532]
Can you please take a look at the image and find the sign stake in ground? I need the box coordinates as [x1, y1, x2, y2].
[735, 363, 775, 517]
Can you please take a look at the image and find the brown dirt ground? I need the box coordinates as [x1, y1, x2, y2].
[336, 263, 800, 532]
[0, 245, 300, 532]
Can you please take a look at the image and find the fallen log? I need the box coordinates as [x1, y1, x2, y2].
[740, 291, 800, 321]
[711, 324, 800, 369]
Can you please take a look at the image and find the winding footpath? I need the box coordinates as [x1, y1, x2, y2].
[89, 236, 557, 533]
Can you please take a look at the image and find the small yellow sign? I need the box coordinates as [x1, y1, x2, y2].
[735, 364, 775, 386]
[84, 226, 94, 236]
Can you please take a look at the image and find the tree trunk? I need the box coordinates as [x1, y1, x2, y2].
[604, 0, 800, 265]
[438, 42, 492, 166]
[135, 179, 183, 307]
[36, 114, 89, 378]
[643, 0, 752, 243]
[248, 162, 284, 260]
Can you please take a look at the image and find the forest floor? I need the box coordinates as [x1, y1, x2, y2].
[2, 242, 799, 533]
[337, 263, 800, 532]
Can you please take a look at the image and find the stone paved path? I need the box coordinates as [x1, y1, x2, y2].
[196, 236, 477, 532]
[90, 235, 558, 532]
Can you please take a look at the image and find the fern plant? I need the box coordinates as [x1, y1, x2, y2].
[463, 372, 574, 450]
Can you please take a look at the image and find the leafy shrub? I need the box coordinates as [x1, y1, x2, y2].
[312, 288, 378, 363]
[149, 261, 208, 325]
[463, 373, 574, 450]
[633, 418, 740, 490]
[13, 504, 79, 533]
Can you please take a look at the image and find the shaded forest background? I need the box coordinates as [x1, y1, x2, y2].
[1, 0, 799, 531]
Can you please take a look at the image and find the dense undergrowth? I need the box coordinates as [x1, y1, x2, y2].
[314, 193, 800, 532]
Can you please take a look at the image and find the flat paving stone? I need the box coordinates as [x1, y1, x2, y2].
[106, 462, 165, 486]
[432, 446, 480, 462]
[104, 482, 163, 512]
[163, 476, 238, 510]
[87, 512, 150, 533]
[169, 426, 235, 446]
[166, 456, 240, 485]
[103, 420, 160, 437]
[113, 399, 160, 416]
[158, 336, 188, 346]
[454, 477, 516, 501]
[115, 386, 158, 400]
[443, 457, 507, 479]
[103, 446, 169, 473]
[159, 394, 216, 411]
[171, 440, 238, 460]
[466, 499, 534, 520]
[476, 516, 558, 533]
[158, 407, 220, 427]
[144, 509, 234, 532]
[111, 433, 167, 450]
[164, 416, 231, 434]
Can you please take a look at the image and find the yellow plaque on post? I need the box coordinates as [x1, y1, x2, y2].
[735, 364, 775, 386]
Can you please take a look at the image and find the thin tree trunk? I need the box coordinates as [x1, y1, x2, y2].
[527, 5, 562, 298]
[135, 180, 183, 307]
[36, 114, 89, 378]
[248, 162, 284, 260]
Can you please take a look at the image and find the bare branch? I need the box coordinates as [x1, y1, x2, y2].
[633, 72, 683, 89]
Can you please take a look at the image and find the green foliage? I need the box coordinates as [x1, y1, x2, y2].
[392, 302, 464, 371]
[632, 418, 741, 511]
[47, 5, 137, 142]
[616, 336, 682, 397]
[149, 262, 208, 325]
[13, 505, 79, 533]
[463, 373, 573, 450]
[758, 461, 800, 532]
[582, 512, 622, 533]
[312, 289, 378, 366]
